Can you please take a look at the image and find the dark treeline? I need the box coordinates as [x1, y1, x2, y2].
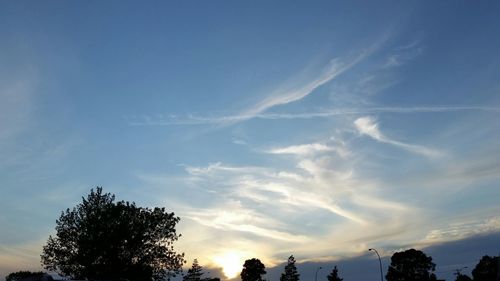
[4, 188, 499, 281]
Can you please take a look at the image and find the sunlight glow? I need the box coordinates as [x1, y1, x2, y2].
[213, 251, 246, 279]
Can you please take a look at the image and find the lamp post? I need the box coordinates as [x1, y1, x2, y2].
[315, 266, 322, 281]
[369, 248, 384, 281]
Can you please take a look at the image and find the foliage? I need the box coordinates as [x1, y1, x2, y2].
[472, 255, 499, 281]
[241, 258, 266, 281]
[327, 266, 343, 281]
[184, 259, 204, 281]
[41, 187, 185, 281]
[280, 255, 300, 281]
[454, 274, 472, 281]
[182, 260, 220, 281]
[386, 249, 437, 281]
[5, 271, 44, 281]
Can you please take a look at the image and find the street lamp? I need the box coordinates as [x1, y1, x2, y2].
[315, 266, 322, 281]
[369, 248, 384, 281]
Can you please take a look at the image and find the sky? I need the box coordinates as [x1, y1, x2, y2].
[1, 1, 500, 280]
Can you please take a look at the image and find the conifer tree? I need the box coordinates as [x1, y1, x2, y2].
[327, 266, 343, 281]
[280, 255, 300, 281]
[184, 259, 204, 281]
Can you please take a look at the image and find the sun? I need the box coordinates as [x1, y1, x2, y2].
[213, 251, 245, 279]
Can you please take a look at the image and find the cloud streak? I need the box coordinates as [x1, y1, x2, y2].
[354, 116, 441, 157]
[267, 143, 337, 156]
[137, 127, 437, 263]
[136, 118, 500, 270]
[127, 106, 500, 126]
[184, 207, 310, 243]
[239, 51, 371, 119]
[383, 39, 424, 68]
[127, 43, 379, 127]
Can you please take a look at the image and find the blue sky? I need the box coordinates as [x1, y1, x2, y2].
[1, 1, 500, 280]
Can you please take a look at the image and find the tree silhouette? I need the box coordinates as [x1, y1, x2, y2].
[327, 266, 343, 281]
[280, 255, 300, 281]
[386, 249, 437, 281]
[184, 259, 204, 281]
[472, 255, 499, 281]
[241, 258, 266, 281]
[41, 187, 185, 281]
[5, 271, 44, 281]
[454, 274, 472, 281]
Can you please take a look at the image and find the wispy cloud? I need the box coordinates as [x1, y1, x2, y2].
[182, 161, 368, 224]
[424, 215, 500, 244]
[124, 32, 500, 272]
[383, 38, 424, 68]
[382, 49, 422, 68]
[137, 128, 431, 264]
[127, 106, 500, 126]
[267, 143, 337, 156]
[127, 44, 377, 127]
[185, 162, 268, 177]
[136, 118, 500, 267]
[238, 52, 371, 120]
[184, 206, 310, 243]
[232, 139, 247, 145]
[354, 116, 441, 158]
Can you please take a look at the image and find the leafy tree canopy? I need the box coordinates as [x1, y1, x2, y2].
[327, 266, 343, 281]
[41, 187, 185, 281]
[280, 255, 299, 281]
[5, 271, 44, 281]
[241, 258, 266, 281]
[454, 274, 472, 281]
[472, 255, 499, 281]
[386, 249, 437, 281]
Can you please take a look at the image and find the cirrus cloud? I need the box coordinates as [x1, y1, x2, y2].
[354, 116, 442, 158]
